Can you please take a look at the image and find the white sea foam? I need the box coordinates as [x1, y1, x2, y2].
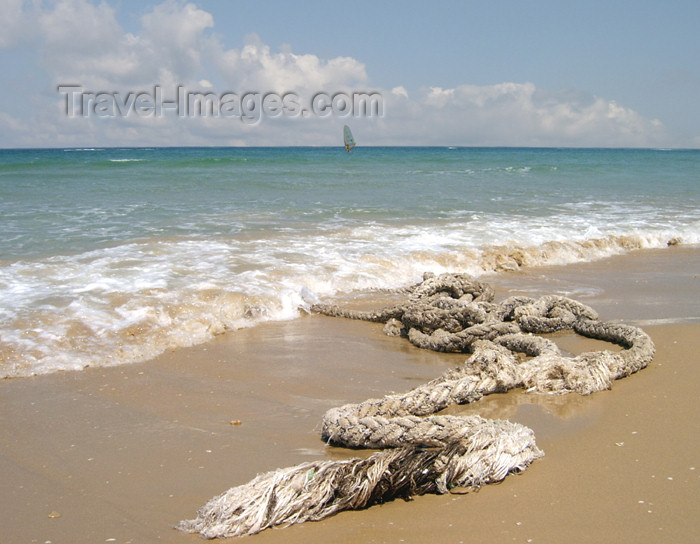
[1, 219, 695, 378]
[2, 147, 698, 378]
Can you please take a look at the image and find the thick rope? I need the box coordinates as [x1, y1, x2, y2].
[178, 273, 654, 539]
[177, 419, 539, 539]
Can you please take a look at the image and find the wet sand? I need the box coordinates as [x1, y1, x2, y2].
[1, 246, 698, 543]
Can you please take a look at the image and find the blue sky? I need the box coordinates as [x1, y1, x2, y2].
[1, 0, 698, 147]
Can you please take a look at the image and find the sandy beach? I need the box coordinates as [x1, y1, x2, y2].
[1, 246, 698, 544]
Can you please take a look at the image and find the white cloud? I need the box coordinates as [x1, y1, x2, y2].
[391, 86, 408, 98]
[209, 33, 368, 92]
[0, 0, 28, 49]
[33, 0, 366, 94]
[138, 0, 214, 81]
[372, 83, 673, 147]
[0, 0, 686, 148]
[33, 0, 214, 88]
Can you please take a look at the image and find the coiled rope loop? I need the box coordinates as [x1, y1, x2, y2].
[178, 273, 653, 539]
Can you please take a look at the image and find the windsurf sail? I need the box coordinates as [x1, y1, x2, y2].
[343, 125, 356, 152]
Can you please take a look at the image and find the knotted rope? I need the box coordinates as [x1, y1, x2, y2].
[178, 273, 654, 539]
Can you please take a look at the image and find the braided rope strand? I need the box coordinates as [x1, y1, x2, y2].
[178, 273, 653, 538]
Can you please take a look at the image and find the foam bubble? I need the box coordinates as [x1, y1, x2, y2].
[0, 223, 696, 378]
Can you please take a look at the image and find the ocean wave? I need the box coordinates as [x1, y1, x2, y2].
[0, 228, 694, 379]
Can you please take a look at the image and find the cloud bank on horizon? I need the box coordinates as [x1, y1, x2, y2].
[0, 0, 695, 148]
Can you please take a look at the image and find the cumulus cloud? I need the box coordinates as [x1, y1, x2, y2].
[32, 0, 215, 88]
[0, 0, 683, 148]
[374, 83, 672, 147]
[32, 0, 366, 93]
[209, 34, 368, 92]
[137, 0, 214, 82]
[391, 86, 408, 98]
[37, 0, 125, 80]
[0, 0, 28, 48]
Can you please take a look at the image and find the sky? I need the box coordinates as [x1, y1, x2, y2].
[1, 0, 698, 148]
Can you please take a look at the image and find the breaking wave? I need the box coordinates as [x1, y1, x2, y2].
[0, 228, 693, 378]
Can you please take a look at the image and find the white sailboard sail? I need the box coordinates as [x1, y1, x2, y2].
[343, 125, 356, 152]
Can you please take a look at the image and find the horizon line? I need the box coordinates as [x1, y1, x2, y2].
[2, 145, 699, 152]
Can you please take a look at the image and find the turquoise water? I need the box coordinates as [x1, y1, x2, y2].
[1, 147, 698, 377]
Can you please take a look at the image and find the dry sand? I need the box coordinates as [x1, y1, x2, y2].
[1, 246, 698, 544]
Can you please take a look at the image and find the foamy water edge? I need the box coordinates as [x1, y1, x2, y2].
[1, 231, 693, 379]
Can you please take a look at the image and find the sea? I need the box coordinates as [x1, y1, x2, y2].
[1, 146, 698, 378]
